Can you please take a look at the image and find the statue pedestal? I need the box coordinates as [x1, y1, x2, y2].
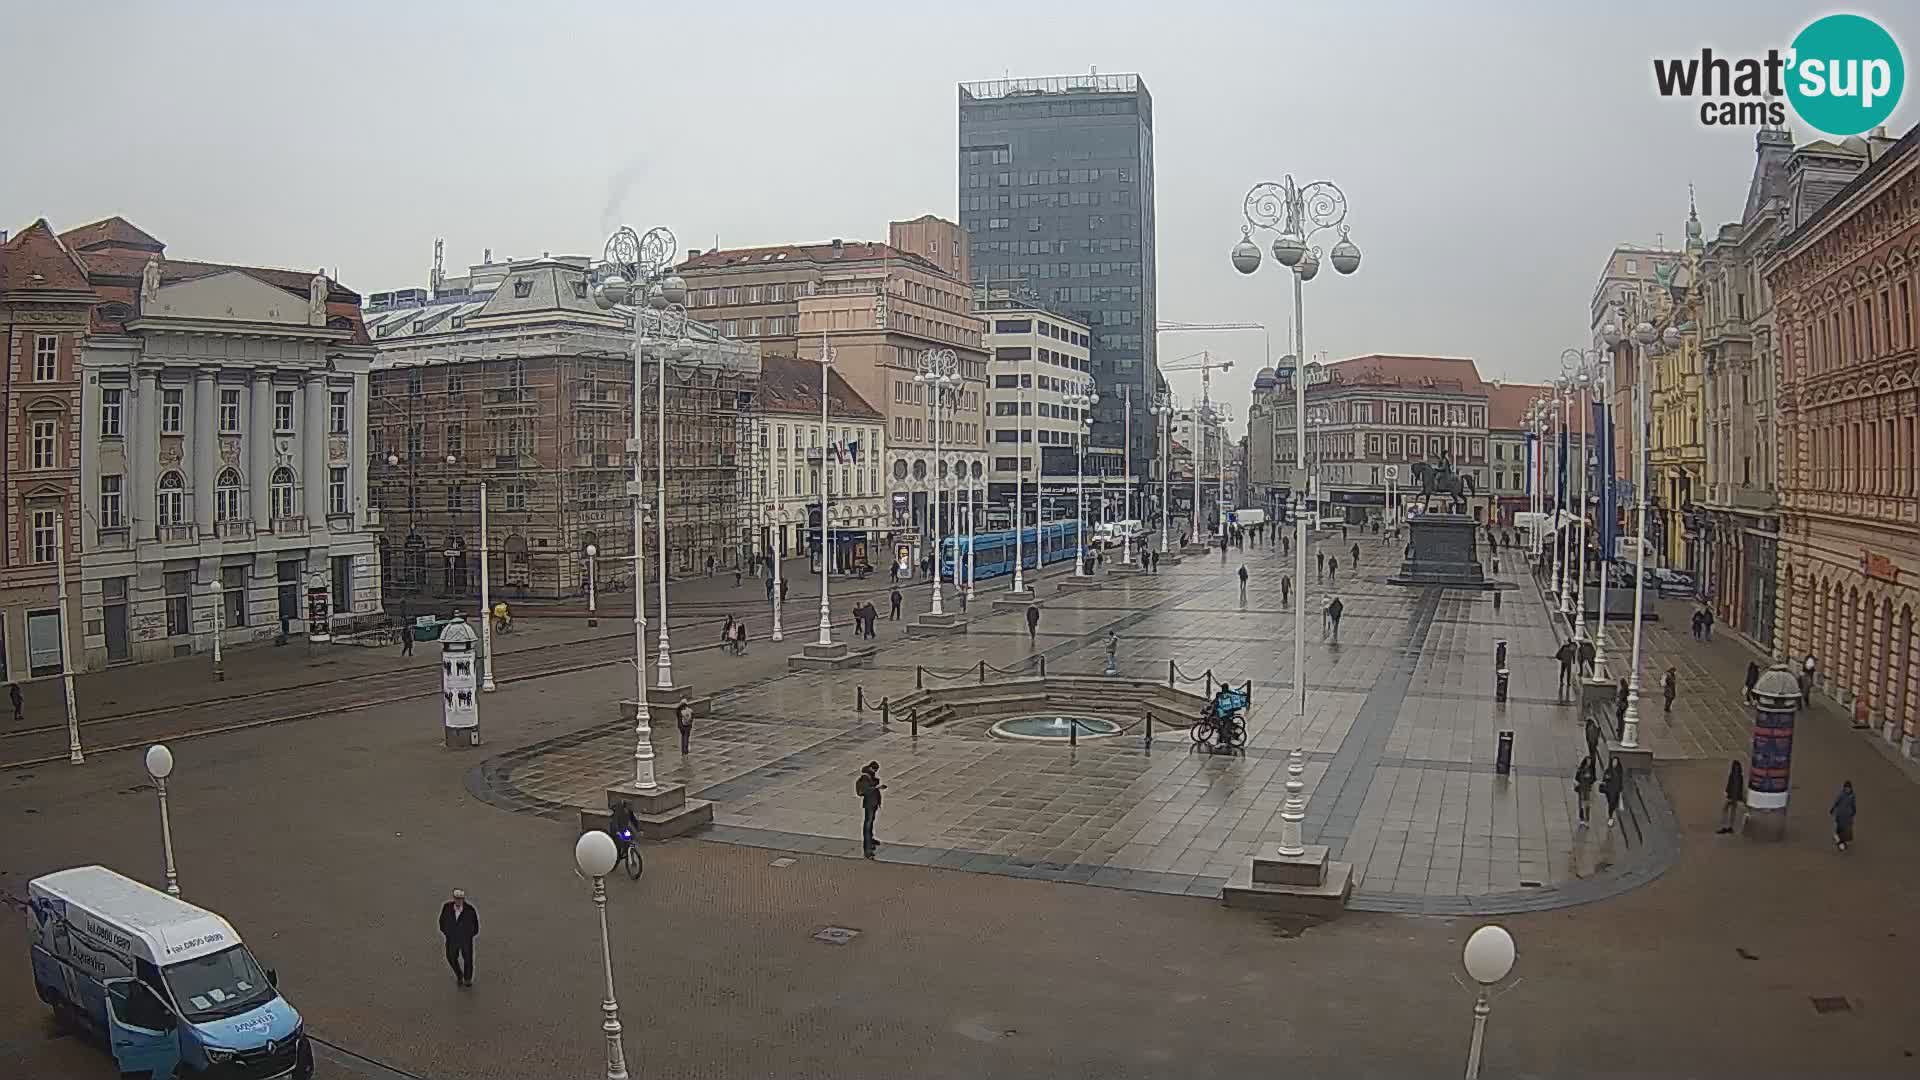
[1388, 513, 1494, 589]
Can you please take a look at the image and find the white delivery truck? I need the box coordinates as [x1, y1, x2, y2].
[28, 865, 312, 1079]
[1229, 508, 1267, 528]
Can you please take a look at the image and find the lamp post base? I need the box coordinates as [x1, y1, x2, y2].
[587, 782, 714, 841]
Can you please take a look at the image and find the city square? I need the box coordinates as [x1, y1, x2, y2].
[6, 4, 1920, 1078]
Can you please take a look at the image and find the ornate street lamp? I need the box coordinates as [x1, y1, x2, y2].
[916, 349, 960, 615]
[1234, 174, 1361, 719]
[1151, 391, 1175, 555]
[1065, 382, 1099, 573]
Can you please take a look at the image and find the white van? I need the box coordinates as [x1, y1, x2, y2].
[28, 866, 311, 1078]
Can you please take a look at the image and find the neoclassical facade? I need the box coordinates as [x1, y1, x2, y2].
[65, 218, 382, 668]
[1768, 125, 1920, 758]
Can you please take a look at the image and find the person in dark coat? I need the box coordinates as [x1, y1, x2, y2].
[766, 575, 776, 603]
[1025, 604, 1040, 642]
[1327, 556, 1338, 585]
[1600, 758, 1625, 829]
[1662, 667, 1677, 713]
[1718, 760, 1745, 834]
[399, 623, 415, 657]
[1615, 677, 1630, 736]
[1316, 550, 1326, 580]
[676, 700, 694, 754]
[1324, 597, 1344, 640]
[7, 682, 20, 725]
[779, 577, 790, 603]
[1584, 715, 1601, 767]
[1577, 638, 1596, 679]
[1555, 640, 1578, 699]
[1831, 780, 1856, 851]
[1237, 564, 1248, 601]
[1350, 542, 1360, 567]
[856, 761, 886, 858]
[1280, 574, 1292, 608]
[889, 588, 903, 620]
[1743, 661, 1761, 705]
[438, 889, 479, 987]
[1573, 754, 1597, 827]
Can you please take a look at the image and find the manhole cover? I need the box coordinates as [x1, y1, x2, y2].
[812, 926, 861, 946]
[1810, 996, 1851, 1014]
[770, 857, 797, 868]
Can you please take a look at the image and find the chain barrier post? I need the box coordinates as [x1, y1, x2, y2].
[978, 660, 986, 684]
[857, 686, 865, 713]
[1168, 660, 1176, 688]
[881, 697, 890, 729]
[916, 666, 924, 690]
[910, 710, 919, 738]
[1144, 709, 1154, 748]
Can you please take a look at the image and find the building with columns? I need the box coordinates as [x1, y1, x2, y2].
[753, 355, 887, 573]
[63, 218, 382, 668]
[0, 222, 94, 683]
[1768, 123, 1919, 758]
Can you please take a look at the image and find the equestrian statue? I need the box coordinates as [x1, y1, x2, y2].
[1410, 451, 1475, 514]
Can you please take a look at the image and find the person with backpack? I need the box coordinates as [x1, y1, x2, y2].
[1327, 555, 1339, 585]
[856, 762, 886, 858]
[1718, 760, 1745, 834]
[1573, 754, 1597, 828]
[1601, 758, 1625, 829]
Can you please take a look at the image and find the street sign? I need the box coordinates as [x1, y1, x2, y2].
[1384, 465, 1399, 481]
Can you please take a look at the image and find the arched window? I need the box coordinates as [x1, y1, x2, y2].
[157, 471, 186, 527]
[270, 466, 297, 520]
[215, 468, 244, 523]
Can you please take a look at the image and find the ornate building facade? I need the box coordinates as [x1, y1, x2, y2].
[1768, 123, 1920, 758]
[1649, 201, 1707, 573]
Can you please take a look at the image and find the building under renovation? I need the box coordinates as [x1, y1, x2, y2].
[362, 251, 760, 603]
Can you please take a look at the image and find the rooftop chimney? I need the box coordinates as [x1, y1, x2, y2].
[831, 238, 844, 258]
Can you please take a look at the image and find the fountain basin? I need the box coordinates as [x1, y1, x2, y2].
[990, 714, 1123, 743]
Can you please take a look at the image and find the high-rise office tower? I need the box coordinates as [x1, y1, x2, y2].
[958, 72, 1157, 494]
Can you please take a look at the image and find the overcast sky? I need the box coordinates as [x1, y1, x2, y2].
[5, 1, 1913, 432]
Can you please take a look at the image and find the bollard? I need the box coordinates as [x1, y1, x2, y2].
[1495, 730, 1514, 775]
[916, 666, 924, 690]
[978, 660, 987, 684]
[1494, 639, 1508, 670]
[1168, 660, 1176, 689]
[1069, 717, 1078, 747]
[910, 710, 919, 738]
[857, 686, 866, 712]
[1039, 656, 1047, 677]
[881, 698, 890, 729]
[1144, 710, 1154, 748]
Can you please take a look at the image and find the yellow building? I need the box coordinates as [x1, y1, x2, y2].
[1647, 196, 1708, 572]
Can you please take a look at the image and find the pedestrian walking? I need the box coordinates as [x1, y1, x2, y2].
[1718, 760, 1745, 834]
[1577, 638, 1596, 679]
[732, 622, 748, 654]
[1316, 550, 1325, 580]
[1601, 758, 1624, 829]
[677, 699, 693, 754]
[1324, 596, 1344, 640]
[1615, 677, 1630, 737]
[1025, 604, 1040, 642]
[1702, 606, 1715, 641]
[721, 614, 735, 643]
[1340, 523, 1348, 541]
[1830, 780, 1856, 851]
[1328, 555, 1338, 584]
[1237, 564, 1248, 601]
[8, 682, 21, 725]
[1105, 630, 1119, 675]
[1281, 534, 1290, 557]
[856, 762, 886, 858]
[1800, 654, 1817, 710]
[1350, 542, 1360, 567]
[1584, 715, 1601, 767]
[780, 577, 789, 603]
[1662, 667, 1677, 713]
[734, 568, 743, 587]
[399, 625, 415, 657]
[1573, 755, 1596, 827]
[438, 889, 479, 987]
[706, 555, 715, 578]
[1743, 661, 1760, 705]
[1280, 573, 1292, 608]
[1555, 640, 1577, 699]
[766, 575, 775, 603]
[889, 563, 899, 585]
[889, 588, 903, 620]
[1150, 551, 1160, 573]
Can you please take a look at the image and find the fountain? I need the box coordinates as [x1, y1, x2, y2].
[990, 715, 1122, 743]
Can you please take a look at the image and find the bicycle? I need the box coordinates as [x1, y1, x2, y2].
[608, 803, 644, 879]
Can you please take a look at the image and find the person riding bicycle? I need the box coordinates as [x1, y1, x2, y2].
[492, 600, 511, 635]
[607, 800, 639, 861]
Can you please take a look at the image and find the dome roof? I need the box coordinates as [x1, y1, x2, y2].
[1253, 366, 1278, 388]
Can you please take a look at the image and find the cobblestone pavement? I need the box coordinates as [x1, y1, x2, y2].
[5, 586, 1919, 1079]
[484, 531, 1671, 911]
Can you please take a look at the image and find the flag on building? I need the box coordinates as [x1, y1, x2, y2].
[846, 439, 860, 463]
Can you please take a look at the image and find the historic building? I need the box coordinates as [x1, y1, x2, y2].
[363, 252, 760, 600]
[1768, 123, 1920, 758]
[753, 355, 887, 573]
[1649, 200, 1708, 572]
[1592, 244, 1679, 503]
[62, 217, 382, 668]
[1485, 381, 1553, 527]
[679, 233, 988, 555]
[0, 222, 93, 682]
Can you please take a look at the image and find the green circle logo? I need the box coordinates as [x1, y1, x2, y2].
[1787, 14, 1904, 136]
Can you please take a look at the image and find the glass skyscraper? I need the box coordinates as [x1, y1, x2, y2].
[958, 73, 1158, 485]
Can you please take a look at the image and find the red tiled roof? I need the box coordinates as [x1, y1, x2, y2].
[58, 216, 165, 254]
[1485, 381, 1551, 431]
[680, 241, 938, 274]
[0, 219, 94, 294]
[757, 355, 883, 420]
[1322, 353, 1487, 391]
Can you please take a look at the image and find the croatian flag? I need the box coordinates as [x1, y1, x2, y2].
[845, 439, 860, 464]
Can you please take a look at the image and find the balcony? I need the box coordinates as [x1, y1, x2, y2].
[95, 526, 130, 552]
[271, 515, 308, 537]
[159, 523, 199, 545]
[216, 519, 255, 541]
[573, 387, 621, 407]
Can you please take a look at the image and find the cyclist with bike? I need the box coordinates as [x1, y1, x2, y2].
[607, 801, 642, 878]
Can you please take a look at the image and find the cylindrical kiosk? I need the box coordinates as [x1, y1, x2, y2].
[439, 613, 481, 748]
[1744, 663, 1801, 840]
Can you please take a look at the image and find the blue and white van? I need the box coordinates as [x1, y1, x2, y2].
[28, 865, 312, 1079]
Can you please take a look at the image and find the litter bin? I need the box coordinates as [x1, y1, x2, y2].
[1495, 667, 1510, 704]
[1495, 730, 1514, 775]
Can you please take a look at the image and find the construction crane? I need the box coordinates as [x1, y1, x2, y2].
[1157, 320, 1269, 366]
[1157, 350, 1240, 536]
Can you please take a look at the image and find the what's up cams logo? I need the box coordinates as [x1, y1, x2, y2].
[1654, 13, 1904, 135]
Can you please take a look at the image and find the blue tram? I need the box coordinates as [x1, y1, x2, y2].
[940, 522, 1081, 581]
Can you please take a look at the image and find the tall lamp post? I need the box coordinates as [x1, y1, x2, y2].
[594, 222, 685, 788]
[1151, 391, 1174, 555]
[1066, 383, 1098, 573]
[477, 478, 496, 692]
[1591, 331, 1619, 671]
[571, 831, 630, 1080]
[811, 331, 838, 646]
[766, 504, 785, 642]
[1553, 375, 1575, 615]
[1562, 348, 1604, 642]
[965, 461, 979, 601]
[209, 579, 225, 682]
[585, 543, 598, 628]
[916, 349, 960, 615]
[144, 744, 180, 897]
[1461, 924, 1517, 1080]
[1011, 345, 1031, 594]
[1601, 320, 1679, 750]
[1234, 174, 1363, 719]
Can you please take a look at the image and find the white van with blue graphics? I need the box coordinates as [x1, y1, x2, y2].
[28, 865, 312, 1079]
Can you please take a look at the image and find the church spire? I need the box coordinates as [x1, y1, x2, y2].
[1685, 184, 1704, 251]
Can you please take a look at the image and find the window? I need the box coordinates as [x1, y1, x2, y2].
[331, 390, 349, 434]
[446, 423, 463, 455]
[1625, 258, 1638, 274]
[274, 390, 295, 433]
[215, 468, 244, 523]
[270, 466, 297, 520]
[447, 369, 466, 395]
[212, 388, 239, 433]
[447, 483, 466, 511]
[165, 570, 193, 637]
[222, 564, 248, 628]
[93, 473, 125, 529]
[30, 419, 56, 469]
[332, 555, 354, 615]
[161, 389, 184, 433]
[504, 481, 528, 511]
[157, 471, 186, 526]
[100, 388, 123, 436]
[32, 334, 58, 381]
[30, 508, 57, 563]
[329, 467, 349, 516]
[277, 560, 301, 625]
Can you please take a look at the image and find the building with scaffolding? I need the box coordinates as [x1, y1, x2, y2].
[362, 251, 760, 604]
